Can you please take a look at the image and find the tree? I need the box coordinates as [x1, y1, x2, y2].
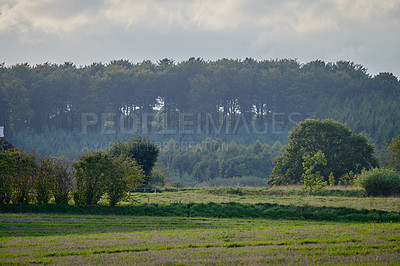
[51, 157, 73, 204]
[106, 155, 144, 206]
[108, 136, 159, 186]
[269, 119, 379, 185]
[72, 151, 144, 206]
[72, 151, 113, 205]
[302, 151, 327, 193]
[36, 156, 73, 205]
[0, 138, 20, 204]
[385, 135, 400, 171]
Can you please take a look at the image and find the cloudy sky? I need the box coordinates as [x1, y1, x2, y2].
[1, 0, 400, 77]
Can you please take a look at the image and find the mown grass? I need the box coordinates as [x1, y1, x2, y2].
[1, 187, 399, 264]
[0, 214, 399, 265]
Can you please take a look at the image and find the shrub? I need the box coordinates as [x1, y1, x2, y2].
[302, 151, 327, 193]
[386, 135, 400, 171]
[148, 166, 166, 187]
[50, 157, 73, 204]
[72, 151, 144, 206]
[12, 151, 37, 204]
[106, 156, 144, 206]
[72, 151, 114, 205]
[358, 168, 400, 197]
[0, 148, 20, 204]
[35, 158, 53, 204]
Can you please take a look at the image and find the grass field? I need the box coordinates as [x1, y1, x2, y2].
[1, 187, 400, 264]
[128, 187, 400, 212]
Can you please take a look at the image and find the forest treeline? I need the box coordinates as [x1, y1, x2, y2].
[1, 58, 399, 150]
[158, 138, 283, 186]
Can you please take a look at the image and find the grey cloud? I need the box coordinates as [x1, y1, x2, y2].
[0, 0, 399, 77]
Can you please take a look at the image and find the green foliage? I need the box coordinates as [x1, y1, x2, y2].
[51, 157, 73, 204]
[2, 60, 400, 163]
[11, 151, 37, 204]
[1, 202, 398, 223]
[72, 151, 113, 205]
[72, 151, 144, 206]
[302, 151, 327, 193]
[328, 172, 335, 186]
[108, 136, 159, 185]
[340, 170, 358, 186]
[164, 138, 283, 186]
[35, 158, 53, 204]
[148, 166, 166, 187]
[205, 176, 268, 187]
[358, 168, 400, 197]
[36, 156, 73, 205]
[270, 119, 379, 185]
[0, 145, 20, 204]
[385, 135, 400, 171]
[106, 156, 144, 206]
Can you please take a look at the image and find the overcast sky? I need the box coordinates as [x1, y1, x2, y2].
[1, 0, 400, 77]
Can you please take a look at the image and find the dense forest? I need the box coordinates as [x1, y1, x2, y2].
[1, 58, 399, 165]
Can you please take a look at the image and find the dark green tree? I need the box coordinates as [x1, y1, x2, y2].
[108, 136, 159, 185]
[269, 119, 379, 185]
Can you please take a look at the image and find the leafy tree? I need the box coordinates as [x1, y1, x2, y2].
[269, 119, 379, 185]
[108, 136, 159, 185]
[36, 156, 73, 205]
[328, 172, 335, 186]
[35, 157, 53, 204]
[106, 155, 144, 206]
[72, 150, 144, 206]
[0, 138, 19, 204]
[72, 151, 113, 205]
[148, 165, 166, 187]
[51, 156, 73, 204]
[385, 135, 400, 171]
[302, 150, 327, 193]
[12, 151, 37, 204]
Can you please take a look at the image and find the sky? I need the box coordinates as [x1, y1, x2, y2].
[1, 0, 400, 77]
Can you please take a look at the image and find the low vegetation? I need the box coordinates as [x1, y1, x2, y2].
[0, 214, 399, 264]
[359, 168, 400, 197]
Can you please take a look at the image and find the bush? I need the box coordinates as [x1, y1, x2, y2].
[50, 157, 73, 204]
[106, 156, 144, 206]
[148, 166, 166, 187]
[12, 151, 37, 204]
[72, 151, 115, 205]
[0, 147, 20, 204]
[358, 168, 400, 197]
[36, 158, 53, 204]
[386, 135, 400, 171]
[72, 151, 144, 206]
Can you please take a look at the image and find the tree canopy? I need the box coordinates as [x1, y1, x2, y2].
[385, 135, 400, 171]
[108, 136, 159, 186]
[1, 59, 399, 151]
[269, 119, 379, 185]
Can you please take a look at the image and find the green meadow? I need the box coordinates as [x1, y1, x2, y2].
[1, 187, 399, 264]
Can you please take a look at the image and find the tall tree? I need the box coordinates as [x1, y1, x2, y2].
[269, 119, 379, 185]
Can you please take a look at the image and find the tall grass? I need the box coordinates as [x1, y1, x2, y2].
[1, 202, 398, 222]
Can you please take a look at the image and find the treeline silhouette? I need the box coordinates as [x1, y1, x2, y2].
[1, 58, 399, 149]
